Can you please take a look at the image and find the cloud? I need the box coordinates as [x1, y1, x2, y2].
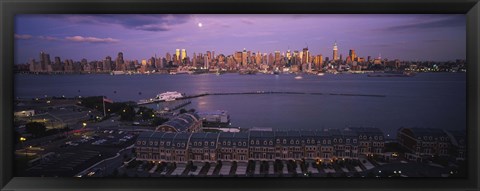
[38, 36, 59, 41]
[61, 14, 192, 32]
[15, 34, 33, 40]
[65, 36, 119, 43]
[380, 15, 465, 32]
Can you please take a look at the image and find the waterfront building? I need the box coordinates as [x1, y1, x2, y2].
[317, 130, 333, 160]
[352, 127, 384, 156]
[249, 131, 275, 161]
[397, 127, 452, 161]
[155, 113, 202, 133]
[135, 128, 386, 164]
[189, 132, 219, 162]
[218, 132, 249, 161]
[172, 132, 191, 162]
[275, 131, 303, 160]
[445, 130, 466, 160]
[342, 128, 359, 159]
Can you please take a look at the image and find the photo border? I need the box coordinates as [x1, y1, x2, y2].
[1, 0, 479, 190]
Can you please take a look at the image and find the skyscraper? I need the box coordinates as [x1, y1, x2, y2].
[175, 49, 180, 60]
[302, 47, 310, 64]
[242, 48, 247, 67]
[181, 49, 187, 61]
[349, 49, 356, 62]
[116, 52, 124, 71]
[103, 56, 112, 71]
[40, 51, 51, 72]
[333, 41, 338, 61]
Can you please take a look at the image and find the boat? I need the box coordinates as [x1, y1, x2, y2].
[155, 91, 184, 101]
[317, 73, 325, 76]
[294, 76, 303, 80]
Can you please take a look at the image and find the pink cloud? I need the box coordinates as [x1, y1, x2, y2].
[65, 36, 119, 43]
[14, 34, 33, 40]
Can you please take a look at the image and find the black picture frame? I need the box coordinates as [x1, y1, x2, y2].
[1, 0, 479, 190]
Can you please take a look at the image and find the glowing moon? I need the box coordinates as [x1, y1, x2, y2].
[198, 23, 203, 28]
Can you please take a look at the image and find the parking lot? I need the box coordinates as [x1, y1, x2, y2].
[21, 128, 137, 177]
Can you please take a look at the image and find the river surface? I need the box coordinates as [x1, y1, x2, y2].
[15, 72, 466, 137]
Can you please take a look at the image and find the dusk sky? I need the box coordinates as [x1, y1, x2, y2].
[15, 14, 465, 64]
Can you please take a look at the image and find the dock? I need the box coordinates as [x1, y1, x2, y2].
[138, 91, 386, 105]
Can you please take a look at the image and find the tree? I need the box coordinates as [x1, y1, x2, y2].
[25, 122, 47, 137]
[119, 105, 136, 121]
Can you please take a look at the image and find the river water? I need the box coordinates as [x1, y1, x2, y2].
[15, 72, 466, 137]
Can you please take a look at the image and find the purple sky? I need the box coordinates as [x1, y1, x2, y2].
[14, 14, 465, 64]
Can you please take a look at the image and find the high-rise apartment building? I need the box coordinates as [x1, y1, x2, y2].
[333, 41, 339, 61]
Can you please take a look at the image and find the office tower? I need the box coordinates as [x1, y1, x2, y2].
[333, 41, 338, 61]
[212, 51, 215, 60]
[53, 56, 62, 71]
[103, 56, 112, 71]
[116, 52, 125, 71]
[181, 49, 187, 61]
[81, 58, 89, 72]
[302, 47, 309, 64]
[234, 51, 242, 66]
[256, 51, 262, 65]
[175, 49, 180, 60]
[274, 51, 281, 64]
[286, 50, 291, 60]
[166, 53, 172, 62]
[242, 48, 247, 67]
[39, 51, 51, 72]
[315, 55, 323, 69]
[349, 49, 357, 62]
[204, 55, 209, 69]
[192, 53, 197, 68]
[207, 51, 212, 62]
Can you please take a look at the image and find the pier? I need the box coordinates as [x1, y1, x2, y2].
[137, 91, 386, 105]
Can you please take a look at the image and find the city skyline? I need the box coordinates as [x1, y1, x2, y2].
[15, 14, 465, 64]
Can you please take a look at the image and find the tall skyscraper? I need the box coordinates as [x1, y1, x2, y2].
[166, 53, 172, 62]
[349, 49, 357, 62]
[181, 49, 187, 61]
[333, 41, 339, 61]
[286, 50, 291, 60]
[175, 49, 180, 60]
[242, 48, 247, 67]
[103, 56, 112, 71]
[40, 51, 51, 72]
[302, 47, 310, 64]
[116, 52, 124, 71]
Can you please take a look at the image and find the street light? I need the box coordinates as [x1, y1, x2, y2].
[19, 137, 27, 158]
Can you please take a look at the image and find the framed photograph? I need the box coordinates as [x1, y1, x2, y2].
[1, 0, 479, 191]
